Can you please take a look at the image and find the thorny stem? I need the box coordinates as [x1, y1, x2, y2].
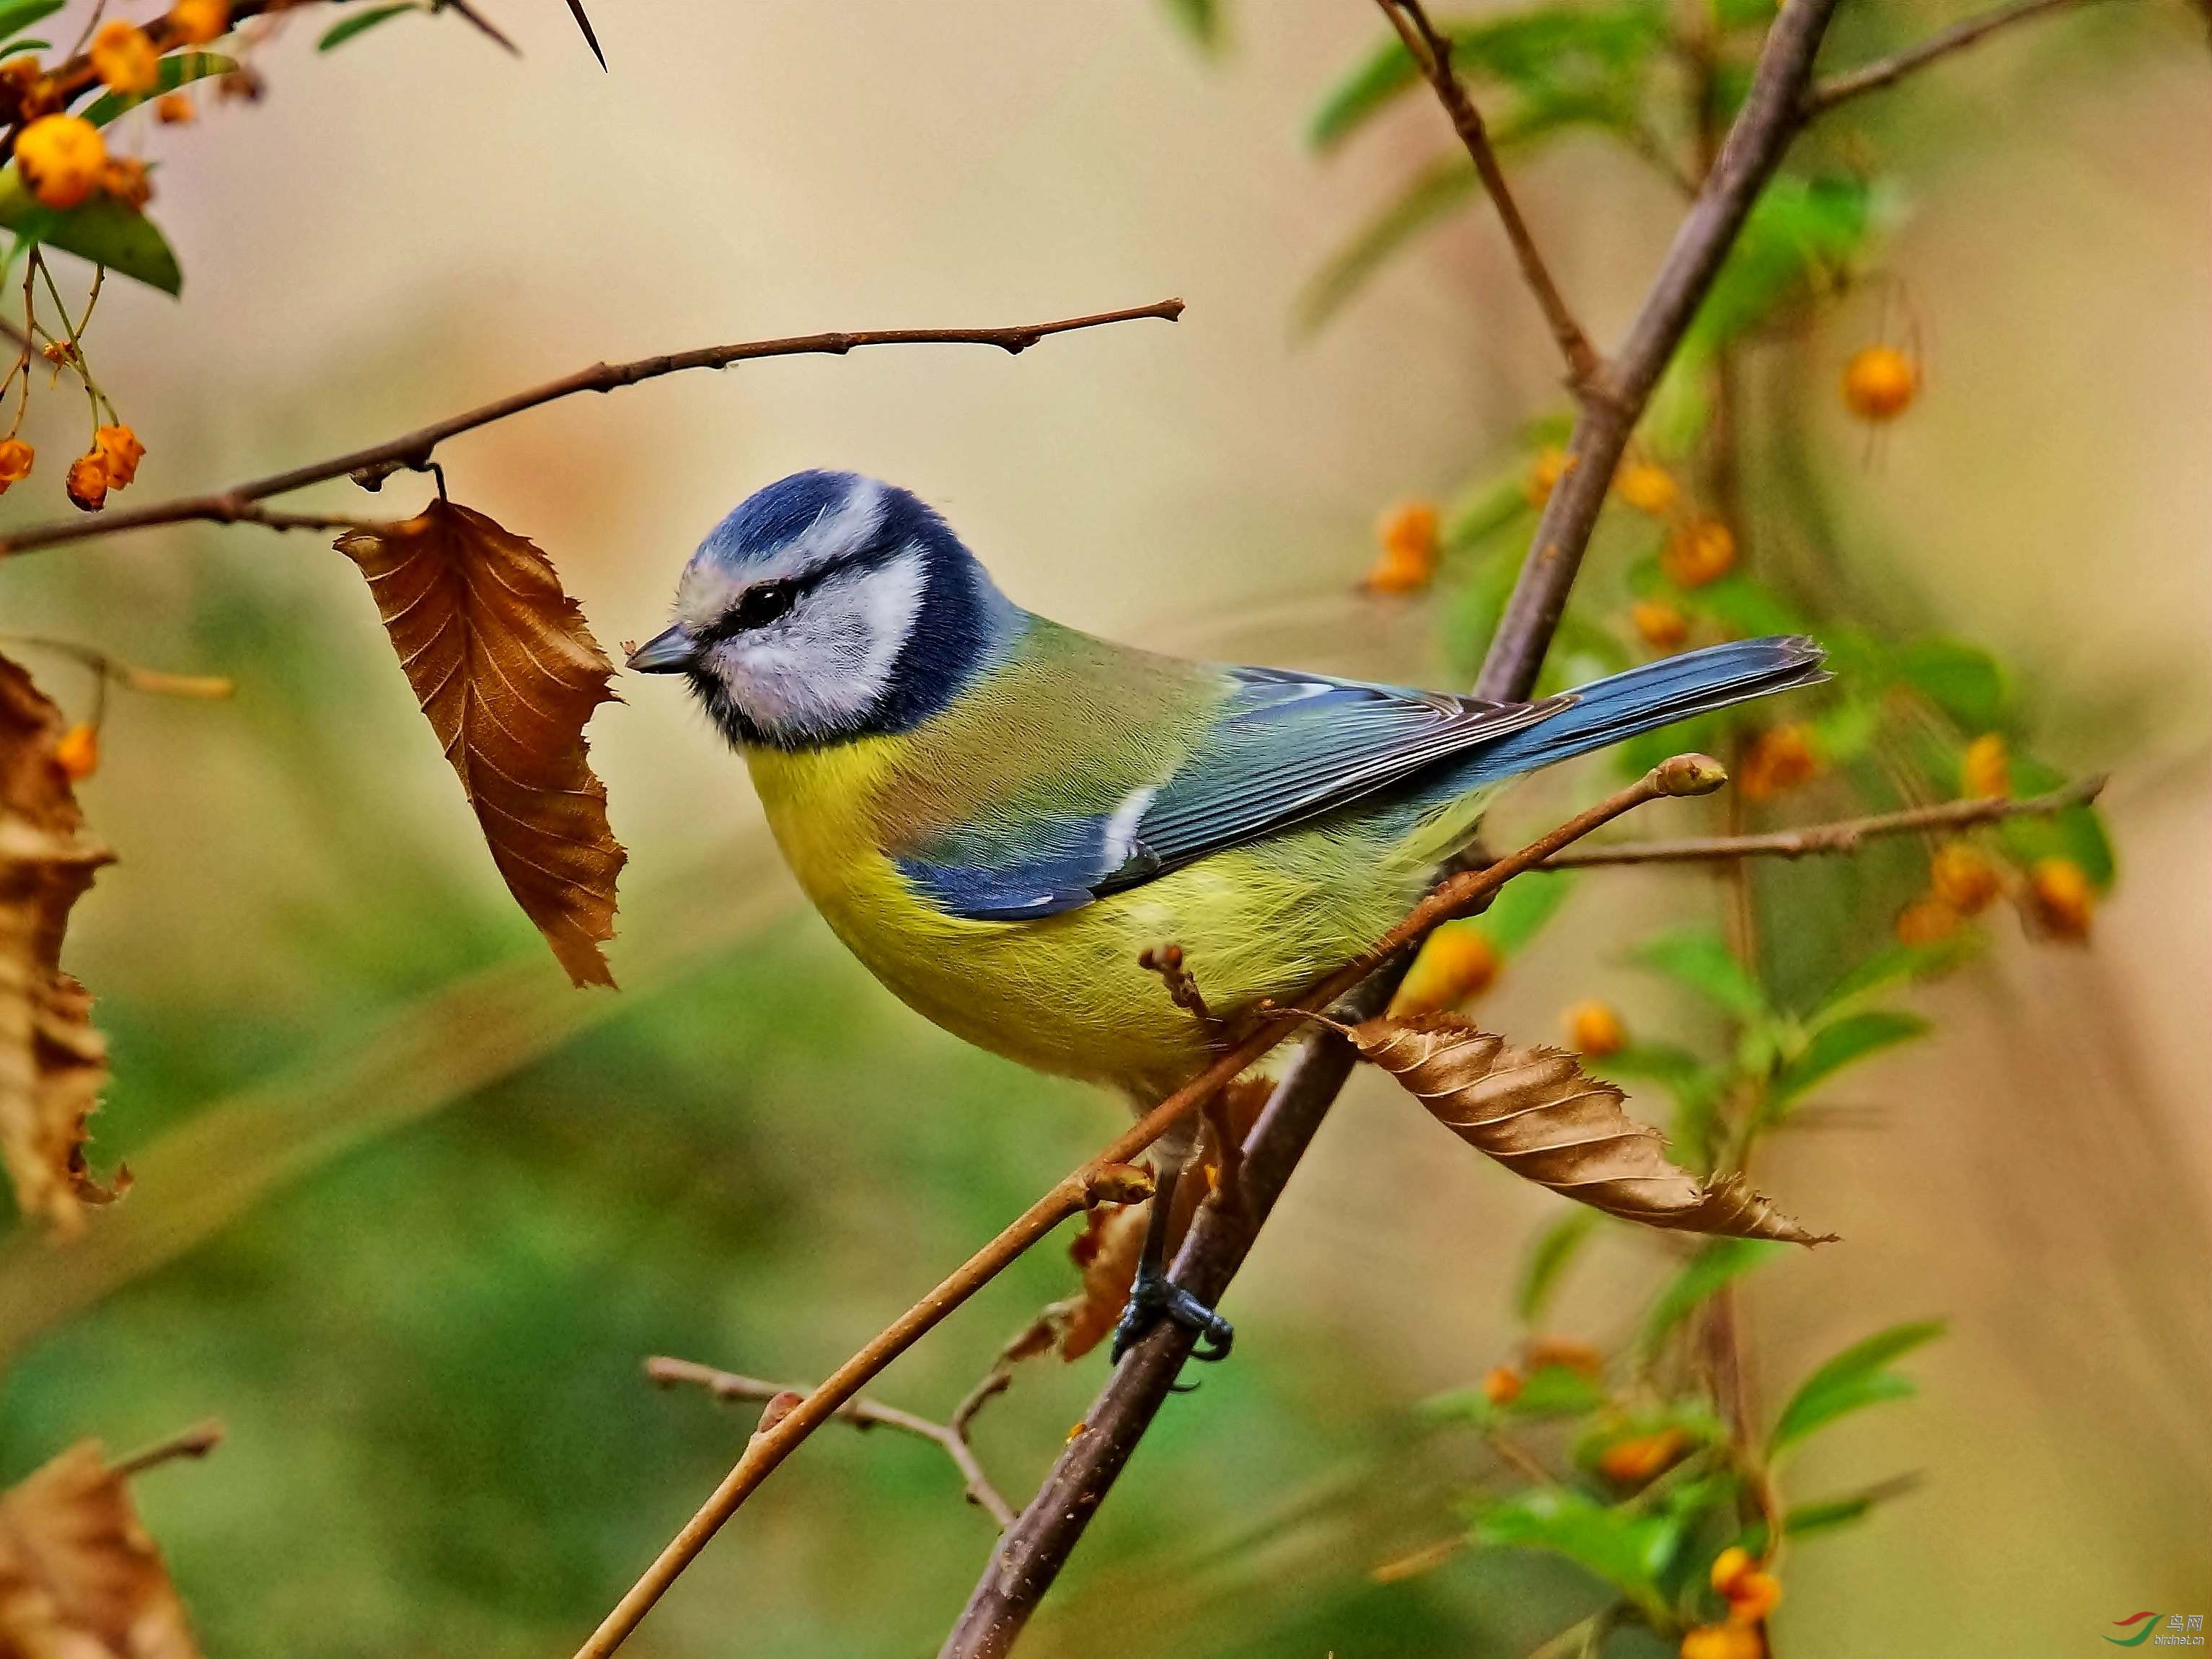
[1377, 0, 1603, 390]
[645, 1357, 1016, 1529]
[0, 299, 1185, 559]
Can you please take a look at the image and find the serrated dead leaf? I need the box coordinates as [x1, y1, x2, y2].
[1054, 1078, 1272, 1360]
[338, 501, 626, 987]
[1341, 1012, 1832, 1245]
[0, 1440, 201, 1658]
[0, 653, 120, 1238]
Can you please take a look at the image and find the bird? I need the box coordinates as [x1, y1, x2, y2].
[628, 470, 1825, 1362]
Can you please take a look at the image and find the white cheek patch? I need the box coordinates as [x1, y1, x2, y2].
[711, 546, 927, 739]
[674, 478, 889, 630]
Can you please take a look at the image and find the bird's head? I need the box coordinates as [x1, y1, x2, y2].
[629, 470, 1016, 749]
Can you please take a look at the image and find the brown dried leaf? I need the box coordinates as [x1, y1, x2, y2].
[1343, 1012, 1832, 1245]
[1054, 1079, 1273, 1360]
[0, 654, 119, 1238]
[0, 1440, 201, 1658]
[338, 501, 626, 987]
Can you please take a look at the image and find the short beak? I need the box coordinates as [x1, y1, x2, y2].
[626, 625, 696, 674]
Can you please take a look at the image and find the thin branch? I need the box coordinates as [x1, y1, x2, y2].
[109, 1419, 224, 1479]
[645, 1357, 1015, 1529]
[1543, 775, 2105, 867]
[1804, 0, 2129, 116]
[562, 0, 607, 68]
[1476, 0, 1842, 704]
[441, 0, 521, 56]
[0, 299, 1184, 560]
[1378, 0, 1603, 389]
[573, 760, 1715, 1659]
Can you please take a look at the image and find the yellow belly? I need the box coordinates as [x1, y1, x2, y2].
[746, 741, 1456, 1100]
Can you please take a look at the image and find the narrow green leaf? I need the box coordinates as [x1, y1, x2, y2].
[1631, 928, 1768, 1021]
[1772, 1009, 1929, 1106]
[1784, 1475, 1921, 1539]
[1642, 1237, 1783, 1352]
[1686, 174, 1882, 355]
[1471, 1487, 1676, 1616]
[1297, 156, 1477, 333]
[1441, 469, 1530, 552]
[1770, 1320, 1944, 1454]
[1160, 0, 1224, 54]
[0, 0, 63, 49]
[1479, 869, 1575, 956]
[1307, 28, 1417, 149]
[1896, 638, 2009, 731]
[1815, 941, 1965, 1013]
[1515, 1210, 1598, 1324]
[0, 167, 180, 294]
[319, 1, 420, 50]
[81, 52, 238, 127]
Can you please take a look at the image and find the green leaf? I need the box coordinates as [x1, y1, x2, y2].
[1159, 0, 1225, 55]
[81, 51, 238, 127]
[0, 0, 62, 49]
[1769, 1320, 1944, 1454]
[1631, 928, 1767, 1020]
[1690, 573, 1812, 640]
[319, 1, 420, 50]
[1307, 28, 1419, 149]
[1515, 1210, 1598, 1324]
[1642, 1236, 1783, 1352]
[1471, 1487, 1677, 1616]
[1689, 173, 1880, 353]
[0, 166, 180, 294]
[1297, 156, 1478, 333]
[1479, 869, 1575, 956]
[1997, 761, 2115, 888]
[1814, 940, 1964, 1013]
[1772, 1009, 1929, 1106]
[1512, 1363, 1608, 1416]
[1784, 1477, 1918, 1539]
[1441, 469, 1530, 552]
[1895, 638, 2009, 731]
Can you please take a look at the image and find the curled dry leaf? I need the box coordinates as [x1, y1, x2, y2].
[0, 1440, 201, 1658]
[0, 653, 120, 1238]
[1053, 1078, 1272, 1360]
[1340, 1012, 1832, 1245]
[338, 501, 626, 987]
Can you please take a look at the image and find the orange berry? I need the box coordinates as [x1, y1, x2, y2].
[1681, 1622, 1763, 1659]
[1481, 1365, 1523, 1406]
[1738, 723, 1821, 801]
[1709, 1546, 1755, 1597]
[92, 423, 145, 488]
[1565, 1000, 1626, 1057]
[1962, 732, 2011, 799]
[2026, 857, 2093, 941]
[1365, 500, 1440, 593]
[14, 114, 106, 210]
[1526, 446, 1571, 507]
[1631, 599, 1689, 652]
[1894, 895, 1961, 947]
[1524, 1334, 1603, 1376]
[53, 722, 99, 781]
[89, 19, 160, 95]
[99, 154, 151, 210]
[1597, 1427, 1686, 1485]
[154, 90, 196, 123]
[1660, 517, 1737, 588]
[1726, 1570, 1783, 1624]
[1616, 460, 1679, 516]
[1929, 841, 2000, 915]
[65, 452, 109, 512]
[0, 436, 32, 490]
[1391, 922, 1499, 1014]
[1841, 344, 1917, 421]
[171, 0, 234, 45]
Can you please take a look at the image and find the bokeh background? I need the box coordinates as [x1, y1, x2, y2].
[1, 2, 2206, 1655]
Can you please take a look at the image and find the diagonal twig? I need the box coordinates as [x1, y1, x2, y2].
[1377, 0, 1603, 389]
[1803, 0, 2133, 117]
[645, 1357, 1015, 1528]
[563, 0, 607, 68]
[1543, 774, 2106, 867]
[0, 299, 1184, 560]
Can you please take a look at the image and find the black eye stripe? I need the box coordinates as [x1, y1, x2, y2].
[703, 550, 879, 643]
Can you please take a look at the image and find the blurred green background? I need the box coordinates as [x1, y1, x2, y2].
[1, 3, 2206, 1655]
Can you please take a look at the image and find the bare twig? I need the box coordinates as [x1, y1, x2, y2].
[562, 0, 607, 67]
[1543, 775, 2106, 867]
[441, 0, 521, 56]
[573, 761, 1711, 1659]
[645, 1357, 1015, 1528]
[1377, 0, 1603, 388]
[1804, 0, 2131, 116]
[1137, 943, 1216, 1025]
[108, 1419, 224, 1479]
[0, 299, 1184, 559]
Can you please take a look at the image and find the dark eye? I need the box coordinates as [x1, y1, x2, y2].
[726, 579, 798, 632]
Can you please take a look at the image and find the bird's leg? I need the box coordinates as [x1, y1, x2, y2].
[1109, 1122, 1235, 1366]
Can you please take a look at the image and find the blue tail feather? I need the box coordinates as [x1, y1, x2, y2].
[1462, 635, 1826, 786]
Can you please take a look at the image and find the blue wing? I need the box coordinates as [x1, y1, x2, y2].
[895, 665, 1564, 921]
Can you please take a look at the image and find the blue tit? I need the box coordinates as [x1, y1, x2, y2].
[630, 470, 1825, 1358]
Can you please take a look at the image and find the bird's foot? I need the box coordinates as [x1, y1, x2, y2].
[1109, 1264, 1234, 1366]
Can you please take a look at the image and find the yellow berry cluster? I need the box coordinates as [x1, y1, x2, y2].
[1679, 1546, 1784, 1658]
[1892, 735, 2097, 944]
